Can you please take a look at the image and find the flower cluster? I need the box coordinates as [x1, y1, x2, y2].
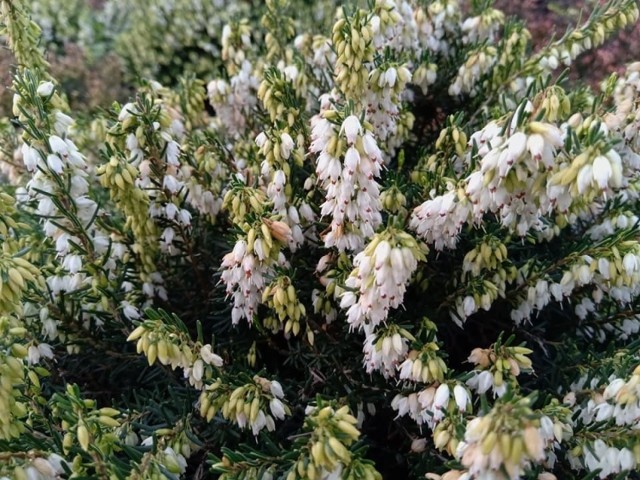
[341, 228, 426, 329]
[466, 343, 533, 398]
[126, 309, 224, 388]
[199, 376, 289, 436]
[311, 113, 384, 251]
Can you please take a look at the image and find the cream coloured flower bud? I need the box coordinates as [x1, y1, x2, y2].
[537, 472, 557, 480]
[28, 457, 57, 478]
[411, 438, 427, 453]
[467, 348, 490, 367]
[37, 81, 54, 97]
[397, 66, 411, 84]
[523, 426, 544, 460]
[268, 220, 292, 243]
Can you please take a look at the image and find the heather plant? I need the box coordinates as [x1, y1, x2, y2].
[1, 0, 640, 479]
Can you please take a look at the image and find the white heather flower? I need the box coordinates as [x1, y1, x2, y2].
[385, 67, 397, 87]
[54, 111, 74, 134]
[165, 140, 180, 166]
[192, 359, 204, 382]
[255, 131, 267, 147]
[467, 370, 493, 395]
[37, 81, 54, 97]
[619, 448, 635, 471]
[623, 253, 639, 275]
[207, 61, 259, 138]
[49, 135, 68, 156]
[163, 175, 181, 193]
[22, 143, 40, 172]
[178, 209, 192, 226]
[280, 132, 294, 159]
[46, 154, 63, 174]
[27, 346, 41, 365]
[269, 380, 284, 398]
[433, 384, 450, 419]
[121, 301, 141, 320]
[62, 254, 82, 274]
[163, 447, 187, 474]
[392, 392, 432, 426]
[200, 344, 223, 367]
[341, 115, 362, 145]
[269, 398, 286, 420]
[592, 155, 612, 189]
[462, 296, 476, 317]
[453, 384, 470, 412]
[46, 454, 67, 475]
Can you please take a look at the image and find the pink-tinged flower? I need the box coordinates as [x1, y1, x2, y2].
[344, 146, 360, 173]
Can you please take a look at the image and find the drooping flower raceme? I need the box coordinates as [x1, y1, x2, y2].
[311, 112, 384, 252]
[340, 228, 426, 329]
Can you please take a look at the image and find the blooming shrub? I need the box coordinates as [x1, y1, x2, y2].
[1, 0, 640, 479]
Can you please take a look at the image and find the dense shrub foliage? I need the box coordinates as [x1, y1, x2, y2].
[1, 0, 640, 479]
